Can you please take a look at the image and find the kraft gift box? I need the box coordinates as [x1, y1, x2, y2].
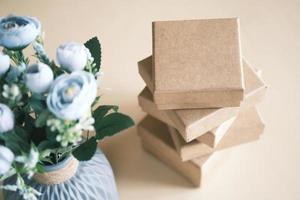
[151, 18, 244, 109]
[137, 116, 231, 187]
[169, 107, 265, 161]
[138, 57, 266, 142]
[137, 108, 264, 186]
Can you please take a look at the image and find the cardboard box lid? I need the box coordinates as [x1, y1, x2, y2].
[138, 56, 267, 141]
[174, 60, 266, 127]
[152, 18, 244, 108]
[169, 107, 265, 161]
[138, 115, 232, 187]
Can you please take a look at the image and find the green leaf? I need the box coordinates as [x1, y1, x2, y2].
[0, 130, 30, 153]
[45, 127, 59, 142]
[28, 97, 46, 114]
[35, 110, 51, 128]
[14, 126, 30, 141]
[84, 37, 101, 72]
[72, 137, 97, 161]
[35, 163, 45, 173]
[95, 112, 134, 140]
[93, 105, 119, 121]
[24, 115, 35, 133]
[14, 109, 26, 125]
[37, 140, 59, 151]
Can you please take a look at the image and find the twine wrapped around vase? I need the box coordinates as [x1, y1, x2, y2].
[33, 157, 79, 185]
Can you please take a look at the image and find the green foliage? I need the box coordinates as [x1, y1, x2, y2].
[93, 105, 119, 121]
[0, 33, 135, 200]
[72, 137, 97, 161]
[35, 110, 51, 128]
[33, 36, 66, 77]
[37, 140, 59, 152]
[0, 17, 137, 200]
[28, 97, 47, 114]
[2, 49, 29, 65]
[94, 112, 134, 140]
[0, 129, 30, 154]
[84, 37, 101, 74]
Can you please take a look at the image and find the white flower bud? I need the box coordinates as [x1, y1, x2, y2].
[56, 42, 88, 72]
[24, 63, 54, 94]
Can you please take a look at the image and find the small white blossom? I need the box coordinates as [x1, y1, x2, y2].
[47, 118, 84, 147]
[47, 118, 63, 132]
[77, 116, 95, 132]
[2, 83, 22, 102]
[0, 104, 14, 133]
[56, 127, 82, 147]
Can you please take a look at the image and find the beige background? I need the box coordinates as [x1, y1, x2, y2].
[1, 0, 300, 199]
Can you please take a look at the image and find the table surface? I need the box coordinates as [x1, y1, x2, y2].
[1, 0, 300, 199]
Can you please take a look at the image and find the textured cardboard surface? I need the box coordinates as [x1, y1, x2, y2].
[168, 125, 212, 162]
[138, 56, 154, 92]
[196, 117, 236, 148]
[137, 107, 264, 186]
[138, 57, 266, 142]
[137, 115, 230, 187]
[152, 18, 244, 109]
[170, 107, 265, 161]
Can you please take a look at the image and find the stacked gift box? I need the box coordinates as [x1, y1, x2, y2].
[137, 18, 267, 187]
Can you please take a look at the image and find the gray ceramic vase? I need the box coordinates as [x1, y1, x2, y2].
[3, 149, 119, 200]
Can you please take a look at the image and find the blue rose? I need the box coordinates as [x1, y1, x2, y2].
[0, 145, 14, 175]
[0, 103, 14, 133]
[0, 15, 41, 50]
[24, 63, 54, 94]
[56, 42, 89, 72]
[47, 71, 97, 120]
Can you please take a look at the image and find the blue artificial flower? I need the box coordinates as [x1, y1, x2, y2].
[0, 145, 14, 175]
[0, 52, 10, 75]
[0, 15, 41, 50]
[47, 71, 97, 120]
[0, 103, 14, 133]
[56, 42, 89, 72]
[24, 63, 54, 94]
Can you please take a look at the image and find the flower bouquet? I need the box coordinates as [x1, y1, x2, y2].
[0, 15, 134, 200]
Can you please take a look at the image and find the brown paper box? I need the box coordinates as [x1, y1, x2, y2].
[137, 116, 231, 187]
[138, 57, 266, 142]
[169, 107, 265, 161]
[137, 108, 264, 186]
[138, 117, 213, 186]
[152, 18, 244, 109]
